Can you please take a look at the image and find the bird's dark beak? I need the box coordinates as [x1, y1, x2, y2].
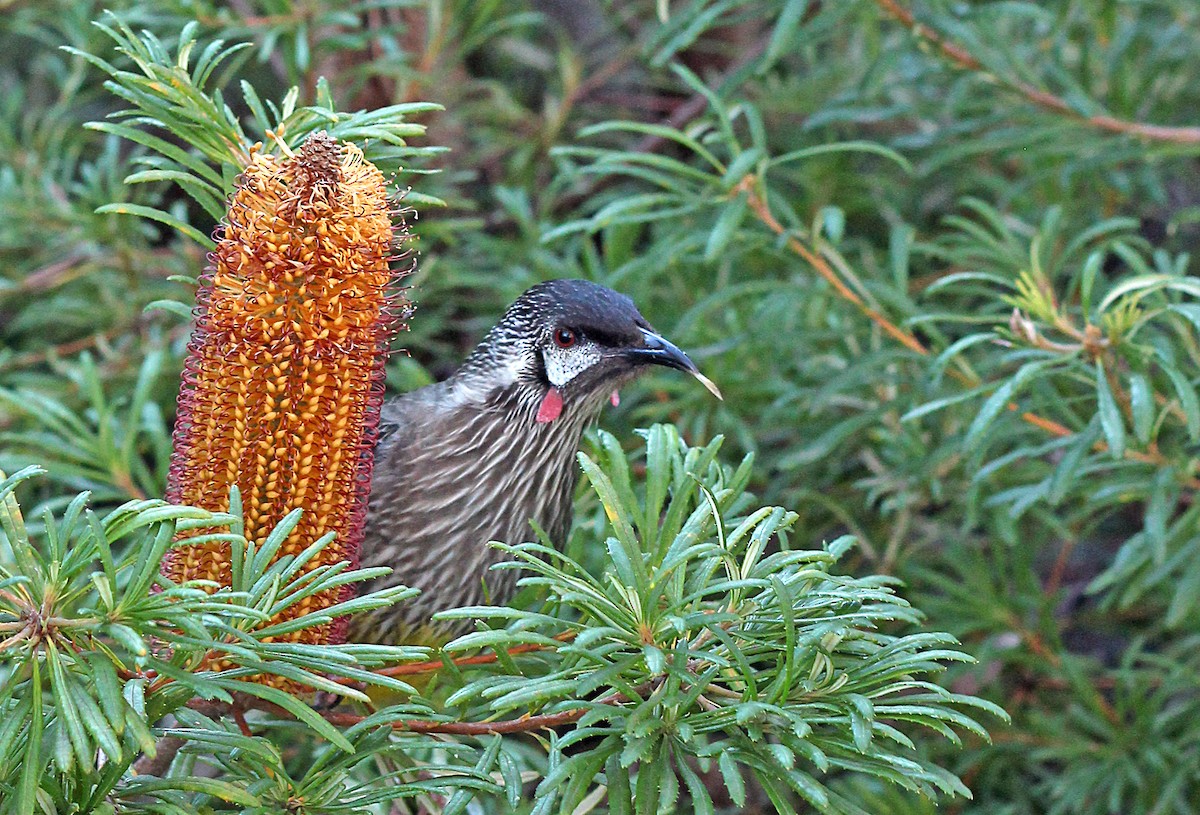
[626, 328, 723, 400]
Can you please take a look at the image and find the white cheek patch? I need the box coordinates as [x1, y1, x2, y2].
[542, 344, 601, 388]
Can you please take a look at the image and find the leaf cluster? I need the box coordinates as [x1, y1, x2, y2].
[436, 427, 1003, 815]
[0, 466, 452, 813]
[0, 426, 998, 814]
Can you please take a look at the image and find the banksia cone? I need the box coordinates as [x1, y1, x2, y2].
[164, 132, 403, 647]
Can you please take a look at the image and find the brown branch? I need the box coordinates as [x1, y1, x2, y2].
[133, 735, 187, 776]
[875, 0, 1200, 144]
[564, 46, 640, 113]
[322, 702, 598, 736]
[214, 687, 623, 737]
[128, 648, 618, 745]
[0, 329, 125, 372]
[113, 470, 148, 501]
[11, 253, 92, 293]
[1020, 404, 1200, 487]
[323, 684, 646, 736]
[0, 626, 33, 651]
[232, 706, 253, 737]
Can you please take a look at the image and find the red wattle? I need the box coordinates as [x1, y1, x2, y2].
[537, 388, 563, 423]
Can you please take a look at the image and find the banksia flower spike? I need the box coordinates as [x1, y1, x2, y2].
[164, 132, 404, 647]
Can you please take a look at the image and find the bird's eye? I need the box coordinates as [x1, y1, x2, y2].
[553, 327, 577, 348]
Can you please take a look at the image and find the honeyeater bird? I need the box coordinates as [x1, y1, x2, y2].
[349, 279, 720, 645]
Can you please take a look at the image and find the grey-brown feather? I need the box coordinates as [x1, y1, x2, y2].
[348, 372, 605, 643]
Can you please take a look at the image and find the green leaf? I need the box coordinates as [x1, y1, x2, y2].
[1095, 361, 1126, 459]
[95, 203, 215, 249]
[144, 300, 194, 319]
[900, 385, 991, 423]
[1171, 303, 1200, 335]
[770, 140, 913, 174]
[1121, 374, 1154, 450]
[1157, 352, 1200, 441]
[606, 751, 634, 815]
[848, 694, 875, 752]
[17, 660, 45, 815]
[718, 751, 747, 808]
[1080, 251, 1102, 316]
[125, 777, 261, 805]
[224, 681, 354, 753]
[704, 192, 748, 262]
[1099, 273, 1200, 311]
[965, 360, 1053, 448]
[1166, 543, 1200, 627]
[764, 0, 811, 65]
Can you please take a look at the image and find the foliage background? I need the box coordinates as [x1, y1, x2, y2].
[1, 0, 1199, 813]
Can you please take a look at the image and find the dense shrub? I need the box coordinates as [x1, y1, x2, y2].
[1, 2, 1197, 812]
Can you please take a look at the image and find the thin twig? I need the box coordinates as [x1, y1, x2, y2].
[11, 254, 92, 293]
[0, 627, 32, 651]
[232, 706, 253, 737]
[874, 0, 1200, 144]
[321, 702, 599, 735]
[0, 329, 125, 372]
[737, 176, 928, 355]
[564, 45, 640, 113]
[1045, 536, 1078, 598]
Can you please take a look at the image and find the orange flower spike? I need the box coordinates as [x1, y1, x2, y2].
[164, 132, 404, 645]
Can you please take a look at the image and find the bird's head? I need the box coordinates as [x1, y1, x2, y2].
[458, 279, 720, 423]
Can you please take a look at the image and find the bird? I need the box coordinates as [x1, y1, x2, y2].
[348, 278, 720, 646]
